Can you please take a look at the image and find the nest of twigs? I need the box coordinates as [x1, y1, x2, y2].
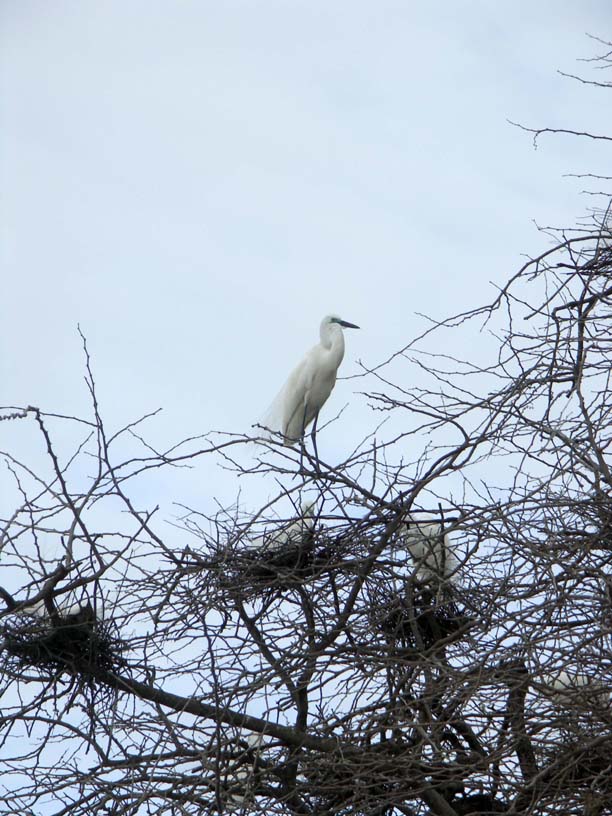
[237, 532, 318, 579]
[217, 529, 352, 595]
[541, 733, 612, 798]
[302, 749, 402, 815]
[2, 604, 128, 683]
[370, 584, 473, 650]
[303, 738, 468, 815]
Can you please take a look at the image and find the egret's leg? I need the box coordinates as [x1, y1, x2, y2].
[299, 404, 308, 471]
[310, 412, 320, 468]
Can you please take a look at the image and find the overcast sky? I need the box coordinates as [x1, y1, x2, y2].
[1, 1, 612, 519]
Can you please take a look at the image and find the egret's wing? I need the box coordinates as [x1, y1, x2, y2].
[257, 501, 316, 554]
[404, 522, 459, 582]
[257, 355, 309, 445]
[257, 379, 289, 440]
[282, 356, 317, 442]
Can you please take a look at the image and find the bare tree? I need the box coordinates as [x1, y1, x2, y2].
[2, 42, 612, 816]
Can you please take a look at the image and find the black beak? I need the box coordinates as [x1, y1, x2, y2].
[338, 319, 360, 329]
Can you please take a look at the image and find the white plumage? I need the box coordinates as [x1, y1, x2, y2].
[15, 599, 48, 619]
[538, 670, 610, 708]
[16, 598, 99, 624]
[403, 522, 458, 583]
[257, 501, 316, 555]
[262, 314, 359, 446]
[225, 733, 264, 809]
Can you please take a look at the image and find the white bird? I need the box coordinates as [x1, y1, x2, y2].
[15, 599, 48, 619]
[262, 314, 359, 446]
[257, 501, 316, 555]
[16, 598, 99, 625]
[403, 522, 459, 584]
[225, 733, 264, 809]
[538, 670, 610, 708]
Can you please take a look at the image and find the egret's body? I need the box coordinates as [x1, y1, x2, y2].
[225, 733, 263, 808]
[264, 315, 359, 446]
[16, 599, 47, 619]
[539, 670, 609, 708]
[258, 501, 315, 555]
[404, 522, 458, 583]
[17, 598, 98, 624]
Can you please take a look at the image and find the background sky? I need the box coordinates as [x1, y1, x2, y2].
[1, 1, 612, 519]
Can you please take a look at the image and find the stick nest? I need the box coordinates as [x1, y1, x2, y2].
[369, 584, 474, 650]
[1, 605, 128, 681]
[213, 529, 354, 596]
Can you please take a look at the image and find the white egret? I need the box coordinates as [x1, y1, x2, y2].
[258, 501, 315, 555]
[262, 314, 359, 446]
[15, 599, 48, 619]
[538, 670, 610, 708]
[16, 598, 99, 625]
[403, 522, 459, 584]
[225, 733, 263, 808]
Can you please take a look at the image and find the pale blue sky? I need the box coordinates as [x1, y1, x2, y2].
[1, 1, 611, 513]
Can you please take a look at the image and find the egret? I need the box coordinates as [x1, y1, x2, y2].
[403, 522, 459, 584]
[244, 502, 317, 576]
[262, 314, 359, 447]
[538, 670, 610, 708]
[258, 501, 316, 555]
[17, 598, 99, 625]
[225, 732, 263, 808]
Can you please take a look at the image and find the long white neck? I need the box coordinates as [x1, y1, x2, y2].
[320, 322, 345, 367]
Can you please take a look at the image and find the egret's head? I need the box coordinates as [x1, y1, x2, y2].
[324, 314, 360, 331]
[301, 500, 316, 517]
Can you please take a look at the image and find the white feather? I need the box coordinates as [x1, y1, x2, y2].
[403, 522, 458, 583]
[256, 501, 315, 554]
[225, 732, 264, 808]
[538, 670, 609, 708]
[15, 598, 100, 623]
[258, 314, 358, 446]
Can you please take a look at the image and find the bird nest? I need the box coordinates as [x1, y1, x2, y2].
[369, 583, 474, 651]
[302, 740, 435, 815]
[1, 605, 128, 688]
[215, 530, 351, 596]
[539, 732, 612, 798]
